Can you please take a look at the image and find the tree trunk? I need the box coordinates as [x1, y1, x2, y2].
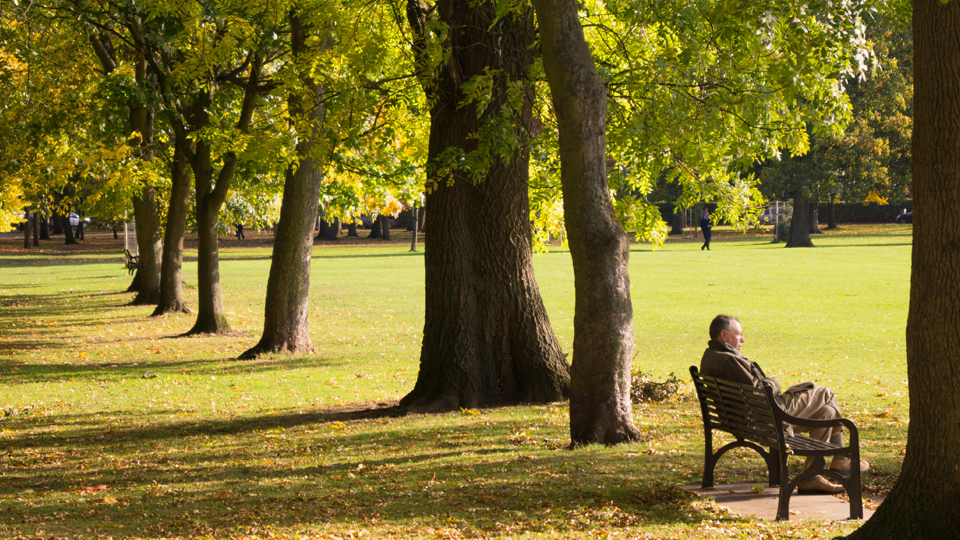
[153, 142, 191, 316]
[39, 216, 49, 240]
[239, 11, 326, 359]
[182, 57, 261, 335]
[410, 206, 419, 252]
[23, 209, 30, 249]
[129, 185, 162, 305]
[75, 222, 84, 241]
[322, 219, 339, 241]
[51, 212, 62, 235]
[62, 214, 77, 245]
[401, 0, 570, 412]
[844, 2, 960, 538]
[367, 217, 382, 238]
[347, 221, 359, 237]
[189, 181, 231, 334]
[786, 193, 815, 248]
[826, 199, 838, 230]
[809, 198, 822, 234]
[380, 215, 391, 240]
[669, 208, 684, 235]
[532, 0, 641, 445]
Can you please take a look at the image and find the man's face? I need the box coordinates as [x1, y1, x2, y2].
[720, 320, 745, 350]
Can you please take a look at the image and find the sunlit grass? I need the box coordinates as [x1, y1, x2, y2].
[0, 223, 910, 539]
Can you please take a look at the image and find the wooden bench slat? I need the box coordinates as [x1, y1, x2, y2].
[690, 366, 863, 521]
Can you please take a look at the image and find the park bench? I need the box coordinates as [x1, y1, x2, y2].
[124, 249, 139, 275]
[689, 366, 863, 521]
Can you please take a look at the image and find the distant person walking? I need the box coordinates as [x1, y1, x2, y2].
[235, 222, 245, 240]
[700, 209, 712, 250]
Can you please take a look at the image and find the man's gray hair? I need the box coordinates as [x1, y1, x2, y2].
[710, 314, 740, 340]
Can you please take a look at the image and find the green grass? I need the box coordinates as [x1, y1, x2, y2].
[0, 224, 911, 539]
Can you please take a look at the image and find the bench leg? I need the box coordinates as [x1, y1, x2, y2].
[775, 453, 791, 521]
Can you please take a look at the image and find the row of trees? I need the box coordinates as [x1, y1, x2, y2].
[0, 0, 893, 440]
[4, 0, 959, 535]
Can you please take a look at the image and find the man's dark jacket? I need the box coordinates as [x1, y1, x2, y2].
[699, 339, 782, 395]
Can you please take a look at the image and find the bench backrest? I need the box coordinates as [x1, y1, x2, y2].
[690, 366, 782, 449]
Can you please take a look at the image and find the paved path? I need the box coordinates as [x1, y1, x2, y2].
[681, 483, 874, 522]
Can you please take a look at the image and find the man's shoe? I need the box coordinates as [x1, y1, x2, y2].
[797, 475, 845, 495]
[830, 457, 870, 475]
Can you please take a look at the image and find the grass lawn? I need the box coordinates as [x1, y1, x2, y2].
[0, 223, 911, 539]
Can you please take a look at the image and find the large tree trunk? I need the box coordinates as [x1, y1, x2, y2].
[51, 212, 62, 236]
[844, 2, 960, 538]
[129, 185, 162, 304]
[347, 221, 359, 237]
[39, 215, 49, 240]
[532, 0, 640, 445]
[153, 142, 191, 316]
[240, 11, 325, 359]
[401, 0, 570, 412]
[786, 193, 815, 247]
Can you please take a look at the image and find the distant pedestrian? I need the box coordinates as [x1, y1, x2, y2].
[235, 223, 245, 240]
[700, 210, 712, 250]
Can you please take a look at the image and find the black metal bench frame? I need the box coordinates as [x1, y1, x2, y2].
[690, 366, 863, 521]
[124, 249, 139, 276]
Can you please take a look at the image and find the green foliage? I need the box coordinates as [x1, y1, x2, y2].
[757, 18, 912, 205]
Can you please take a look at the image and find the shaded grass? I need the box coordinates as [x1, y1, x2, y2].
[0, 224, 910, 539]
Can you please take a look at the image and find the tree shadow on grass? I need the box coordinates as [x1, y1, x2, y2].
[0, 406, 724, 538]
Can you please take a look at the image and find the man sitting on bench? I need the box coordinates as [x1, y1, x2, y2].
[700, 314, 869, 494]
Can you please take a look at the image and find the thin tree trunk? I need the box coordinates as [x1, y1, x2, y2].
[401, 0, 569, 412]
[239, 11, 326, 359]
[23, 209, 30, 249]
[532, 0, 641, 445]
[786, 193, 815, 247]
[809, 198, 822, 234]
[153, 141, 191, 316]
[183, 58, 261, 335]
[826, 198, 838, 230]
[844, 2, 960, 537]
[31, 212, 39, 246]
[130, 185, 162, 304]
[410, 206, 419, 252]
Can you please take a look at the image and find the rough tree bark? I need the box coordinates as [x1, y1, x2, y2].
[239, 11, 326, 359]
[843, 1, 960, 538]
[786, 192, 815, 247]
[531, 0, 641, 445]
[400, 0, 570, 411]
[153, 142, 192, 315]
[826, 198, 838, 230]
